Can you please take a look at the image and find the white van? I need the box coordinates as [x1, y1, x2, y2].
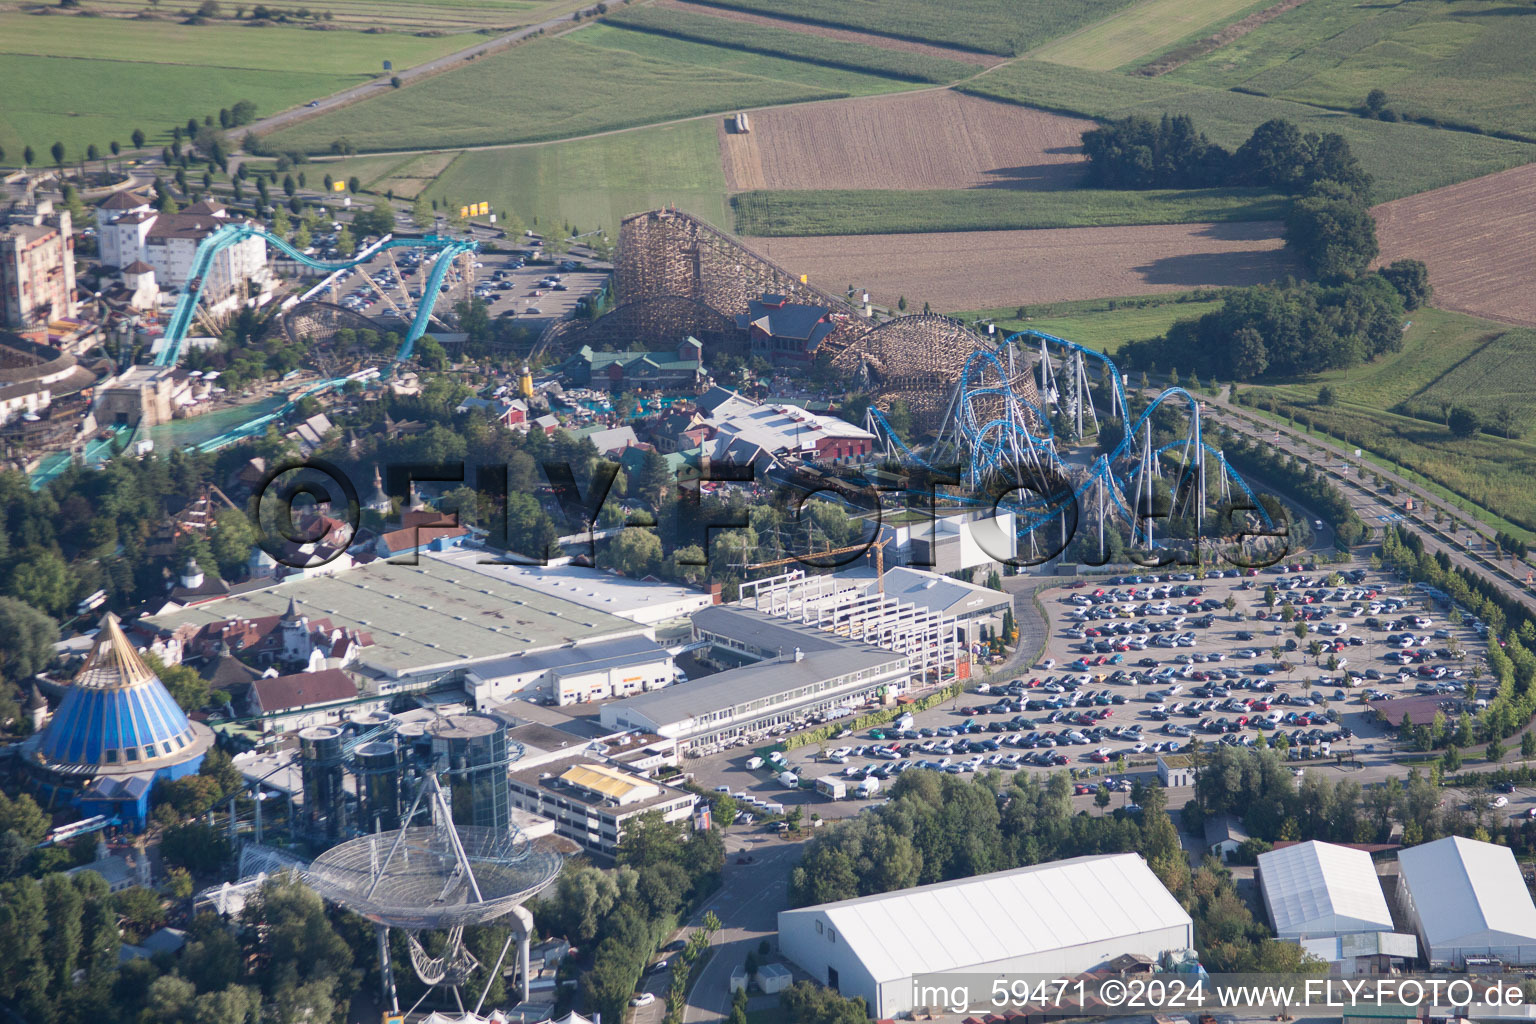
[745, 756, 765, 770]
[778, 771, 799, 788]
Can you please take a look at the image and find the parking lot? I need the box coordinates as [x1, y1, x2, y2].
[320, 242, 609, 330]
[683, 560, 1495, 823]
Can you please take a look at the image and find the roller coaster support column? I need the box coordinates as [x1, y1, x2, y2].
[511, 903, 534, 1004]
[378, 924, 398, 1011]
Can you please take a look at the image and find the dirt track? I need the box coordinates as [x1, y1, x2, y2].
[744, 222, 1296, 310]
[1374, 162, 1536, 328]
[719, 91, 1093, 191]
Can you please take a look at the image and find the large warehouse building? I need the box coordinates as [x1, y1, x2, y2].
[1258, 841, 1396, 938]
[1396, 836, 1536, 966]
[778, 854, 1193, 1018]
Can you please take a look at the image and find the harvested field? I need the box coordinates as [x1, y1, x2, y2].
[718, 91, 1094, 191]
[1374, 163, 1536, 328]
[744, 221, 1295, 311]
[660, 0, 1009, 66]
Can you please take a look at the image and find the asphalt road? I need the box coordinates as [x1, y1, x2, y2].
[1195, 387, 1536, 615]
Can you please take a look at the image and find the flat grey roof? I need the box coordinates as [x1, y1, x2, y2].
[145, 558, 643, 677]
[611, 645, 904, 726]
[691, 605, 845, 655]
[466, 635, 671, 680]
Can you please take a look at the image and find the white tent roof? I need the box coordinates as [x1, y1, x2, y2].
[1259, 841, 1394, 936]
[781, 853, 1191, 983]
[1398, 836, 1536, 947]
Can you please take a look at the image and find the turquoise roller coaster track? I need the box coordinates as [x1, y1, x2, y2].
[153, 225, 478, 369]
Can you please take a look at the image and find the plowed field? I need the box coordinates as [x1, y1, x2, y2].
[718, 90, 1094, 191]
[1374, 163, 1536, 329]
[745, 221, 1295, 310]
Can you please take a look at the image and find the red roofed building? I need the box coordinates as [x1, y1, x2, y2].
[246, 668, 363, 733]
[375, 510, 469, 559]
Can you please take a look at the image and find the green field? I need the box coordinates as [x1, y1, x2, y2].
[961, 60, 1536, 199]
[261, 34, 844, 153]
[0, 12, 471, 159]
[31, 0, 567, 33]
[599, 7, 982, 83]
[1239, 307, 1536, 532]
[730, 186, 1288, 236]
[0, 55, 353, 164]
[1402, 329, 1536, 431]
[1029, 0, 1269, 71]
[952, 293, 1228, 354]
[422, 119, 730, 237]
[577, 24, 929, 98]
[683, 0, 1139, 57]
[1169, 0, 1536, 140]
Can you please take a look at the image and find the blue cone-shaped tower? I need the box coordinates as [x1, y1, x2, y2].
[31, 613, 214, 827]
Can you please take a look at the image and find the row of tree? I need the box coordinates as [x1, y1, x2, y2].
[1218, 432, 1369, 547]
[1117, 264, 1428, 382]
[1082, 115, 1381, 280]
[1081, 115, 1370, 196]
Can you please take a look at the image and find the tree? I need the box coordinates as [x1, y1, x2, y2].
[0, 791, 48, 843]
[346, 175, 361, 194]
[1522, 730, 1536, 760]
[1488, 738, 1506, 763]
[335, 225, 355, 257]
[50, 141, 65, 168]
[1448, 406, 1481, 438]
[352, 200, 395, 236]
[22, 146, 34, 166]
[390, 75, 403, 88]
[604, 527, 663, 578]
[897, 295, 907, 312]
[1286, 185, 1378, 279]
[1379, 258, 1431, 310]
[1095, 784, 1111, 813]
[86, 143, 100, 163]
[1318, 385, 1336, 406]
[0, 597, 57, 682]
[131, 128, 146, 149]
[1443, 745, 1462, 772]
[1365, 89, 1388, 116]
[160, 822, 231, 873]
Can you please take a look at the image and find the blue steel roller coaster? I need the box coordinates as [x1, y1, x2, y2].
[864, 328, 1277, 564]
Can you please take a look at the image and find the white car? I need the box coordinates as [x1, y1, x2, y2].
[631, 993, 656, 1007]
[1040, 659, 1056, 670]
[1493, 795, 1510, 808]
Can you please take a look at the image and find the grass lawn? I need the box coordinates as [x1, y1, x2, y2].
[1169, 0, 1536, 139]
[953, 292, 1228, 354]
[260, 35, 835, 153]
[1029, 0, 1271, 71]
[0, 54, 350, 163]
[599, 7, 982, 83]
[1237, 307, 1536, 533]
[49, 0, 564, 33]
[961, 60, 1536, 199]
[682, 0, 1139, 57]
[730, 186, 1288, 236]
[0, 12, 469, 158]
[579, 24, 931, 98]
[422, 119, 730, 238]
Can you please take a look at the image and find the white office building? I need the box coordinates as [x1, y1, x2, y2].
[96, 193, 270, 309]
[778, 854, 1193, 1018]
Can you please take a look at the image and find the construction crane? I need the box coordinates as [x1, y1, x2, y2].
[744, 536, 889, 595]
